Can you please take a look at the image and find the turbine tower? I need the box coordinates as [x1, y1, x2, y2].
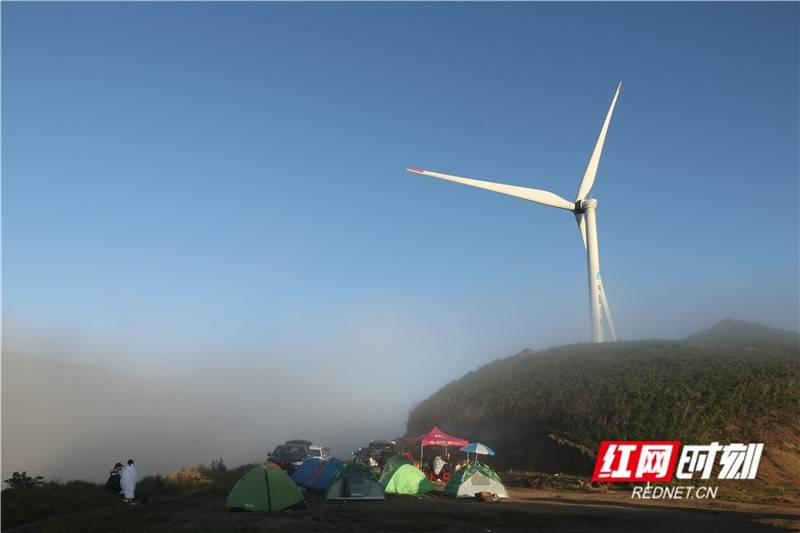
[408, 83, 622, 343]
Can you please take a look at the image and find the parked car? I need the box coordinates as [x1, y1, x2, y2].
[352, 446, 371, 466]
[309, 445, 333, 460]
[286, 439, 313, 446]
[268, 440, 332, 472]
[268, 440, 313, 472]
[368, 440, 398, 463]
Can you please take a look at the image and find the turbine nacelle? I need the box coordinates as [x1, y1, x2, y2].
[574, 198, 598, 213]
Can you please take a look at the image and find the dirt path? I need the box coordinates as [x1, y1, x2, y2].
[6, 486, 797, 532]
[134, 486, 799, 533]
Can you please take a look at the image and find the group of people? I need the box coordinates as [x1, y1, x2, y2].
[424, 454, 468, 481]
[104, 459, 137, 503]
[398, 450, 466, 481]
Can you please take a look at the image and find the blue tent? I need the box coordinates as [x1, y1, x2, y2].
[290, 458, 343, 491]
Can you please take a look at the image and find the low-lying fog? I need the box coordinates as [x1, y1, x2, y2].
[2, 319, 416, 483]
[4, 298, 797, 484]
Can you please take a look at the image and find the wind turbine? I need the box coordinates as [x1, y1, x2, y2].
[408, 82, 622, 343]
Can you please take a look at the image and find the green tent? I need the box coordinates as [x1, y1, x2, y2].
[226, 465, 305, 512]
[326, 463, 385, 501]
[444, 462, 508, 499]
[378, 456, 434, 495]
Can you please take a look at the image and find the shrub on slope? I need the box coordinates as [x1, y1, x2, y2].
[407, 322, 799, 477]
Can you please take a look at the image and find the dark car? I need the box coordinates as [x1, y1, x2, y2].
[352, 446, 371, 465]
[268, 442, 312, 473]
[368, 440, 398, 466]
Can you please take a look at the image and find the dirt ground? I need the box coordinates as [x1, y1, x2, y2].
[132, 487, 800, 532]
[6, 484, 799, 532]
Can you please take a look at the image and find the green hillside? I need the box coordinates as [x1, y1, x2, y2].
[684, 318, 800, 349]
[406, 321, 799, 479]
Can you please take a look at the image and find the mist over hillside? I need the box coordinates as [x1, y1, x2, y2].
[684, 319, 799, 349]
[406, 320, 800, 485]
[4, 319, 797, 485]
[1, 342, 405, 483]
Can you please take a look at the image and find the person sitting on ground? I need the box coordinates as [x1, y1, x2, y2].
[120, 459, 137, 503]
[104, 462, 123, 495]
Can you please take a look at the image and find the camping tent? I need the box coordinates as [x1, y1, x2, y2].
[445, 462, 508, 499]
[226, 465, 305, 512]
[291, 458, 343, 491]
[404, 426, 468, 462]
[326, 463, 385, 501]
[379, 456, 434, 495]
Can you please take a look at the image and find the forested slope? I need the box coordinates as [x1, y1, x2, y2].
[406, 321, 799, 483]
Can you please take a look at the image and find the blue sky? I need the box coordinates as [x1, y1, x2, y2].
[4, 0, 799, 355]
[2, 3, 798, 474]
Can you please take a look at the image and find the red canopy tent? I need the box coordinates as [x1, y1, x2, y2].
[405, 426, 468, 463]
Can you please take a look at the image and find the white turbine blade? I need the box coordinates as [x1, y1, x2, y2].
[575, 213, 617, 340]
[599, 279, 618, 341]
[575, 82, 622, 201]
[407, 168, 575, 211]
[575, 212, 587, 249]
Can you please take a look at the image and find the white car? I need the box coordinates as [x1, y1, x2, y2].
[309, 445, 332, 460]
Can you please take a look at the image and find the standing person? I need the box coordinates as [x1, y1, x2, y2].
[104, 463, 123, 495]
[433, 455, 445, 478]
[120, 459, 137, 503]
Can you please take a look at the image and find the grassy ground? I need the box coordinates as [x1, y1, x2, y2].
[1, 481, 121, 530]
[1, 463, 252, 532]
[3, 469, 798, 532]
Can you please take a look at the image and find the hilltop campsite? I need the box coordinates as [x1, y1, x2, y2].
[3, 1, 799, 532]
[3, 321, 799, 532]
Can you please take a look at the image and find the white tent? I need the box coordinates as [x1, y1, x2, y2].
[447, 464, 509, 499]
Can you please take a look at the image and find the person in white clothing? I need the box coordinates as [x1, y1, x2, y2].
[120, 459, 137, 503]
[433, 455, 445, 477]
